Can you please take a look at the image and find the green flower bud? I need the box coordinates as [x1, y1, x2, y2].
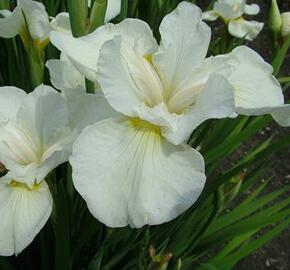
[281, 12, 290, 37]
[269, 0, 282, 34]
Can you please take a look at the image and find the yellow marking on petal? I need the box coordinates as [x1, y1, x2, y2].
[129, 118, 162, 137]
[9, 180, 41, 191]
[144, 54, 153, 64]
[34, 38, 49, 51]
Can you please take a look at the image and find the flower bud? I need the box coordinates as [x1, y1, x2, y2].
[281, 12, 290, 37]
[269, 0, 282, 34]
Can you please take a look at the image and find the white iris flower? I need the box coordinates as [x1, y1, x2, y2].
[203, 0, 264, 41]
[49, 1, 289, 228]
[51, 2, 237, 228]
[0, 0, 121, 48]
[0, 85, 76, 255]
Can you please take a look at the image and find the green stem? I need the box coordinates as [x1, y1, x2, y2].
[27, 43, 44, 88]
[68, 0, 88, 37]
[89, 0, 108, 33]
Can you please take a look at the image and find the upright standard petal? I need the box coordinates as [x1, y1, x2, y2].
[228, 19, 263, 40]
[0, 180, 52, 256]
[153, 1, 211, 93]
[0, 87, 26, 123]
[97, 36, 163, 117]
[70, 117, 206, 228]
[227, 46, 284, 114]
[164, 74, 236, 145]
[0, 7, 25, 38]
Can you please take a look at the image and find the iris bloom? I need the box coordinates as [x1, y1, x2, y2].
[0, 0, 121, 48]
[203, 0, 264, 41]
[52, 2, 237, 228]
[50, 1, 289, 228]
[0, 85, 75, 255]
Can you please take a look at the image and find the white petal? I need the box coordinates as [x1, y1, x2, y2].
[49, 31, 99, 81]
[50, 19, 157, 82]
[164, 74, 236, 145]
[97, 36, 164, 116]
[0, 86, 26, 123]
[67, 93, 118, 132]
[213, 0, 245, 19]
[105, 0, 121, 22]
[50, 12, 71, 34]
[153, 2, 211, 94]
[167, 55, 232, 113]
[271, 105, 290, 127]
[0, 7, 24, 38]
[18, 0, 50, 41]
[202, 11, 219, 21]
[244, 4, 260, 15]
[46, 58, 85, 93]
[16, 85, 70, 149]
[84, 19, 158, 56]
[70, 117, 206, 228]
[227, 46, 285, 113]
[0, 180, 52, 256]
[228, 19, 263, 41]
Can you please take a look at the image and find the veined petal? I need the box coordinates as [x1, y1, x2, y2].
[244, 4, 260, 15]
[271, 105, 290, 127]
[50, 19, 157, 82]
[97, 36, 164, 116]
[49, 31, 100, 81]
[46, 57, 85, 93]
[167, 55, 232, 114]
[213, 0, 245, 19]
[227, 46, 284, 113]
[202, 11, 219, 21]
[105, 0, 121, 22]
[83, 19, 158, 56]
[0, 179, 52, 256]
[164, 74, 236, 145]
[153, 2, 211, 95]
[228, 19, 263, 41]
[0, 86, 26, 123]
[16, 85, 70, 149]
[0, 7, 25, 38]
[50, 12, 71, 34]
[18, 0, 50, 41]
[70, 117, 206, 228]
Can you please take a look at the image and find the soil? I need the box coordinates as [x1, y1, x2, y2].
[196, 0, 290, 269]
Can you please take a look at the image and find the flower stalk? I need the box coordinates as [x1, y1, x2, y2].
[89, 0, 108, 32]
[68, 0, 88, 37]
